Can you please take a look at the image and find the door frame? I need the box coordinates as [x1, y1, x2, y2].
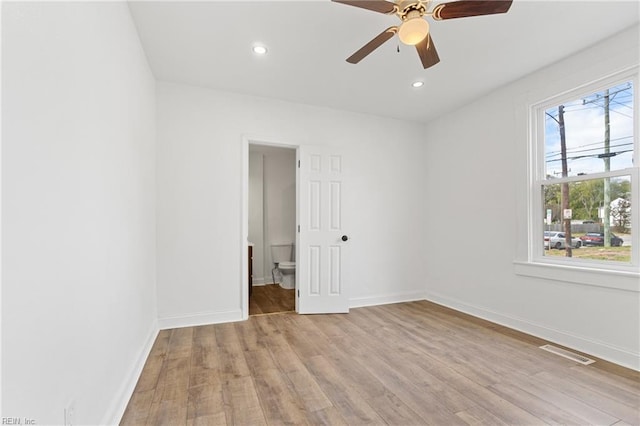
[241, 135, 299, 320]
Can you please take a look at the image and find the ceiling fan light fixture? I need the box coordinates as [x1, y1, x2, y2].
[398, 14, 429, 46]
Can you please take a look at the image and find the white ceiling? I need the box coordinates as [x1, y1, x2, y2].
[128, 1, 639, 124]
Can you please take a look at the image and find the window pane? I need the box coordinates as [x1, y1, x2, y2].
[544, 82, 634, 177]
[543, 176, 632, 262]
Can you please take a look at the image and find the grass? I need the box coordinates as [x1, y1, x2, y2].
[545, 246, 631, 262]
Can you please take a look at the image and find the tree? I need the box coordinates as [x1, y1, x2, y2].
[544, 182, 562, 222]
[570, 180, 603, 221]
[610, 198, 631, 232]
[610, 179, 631, 201]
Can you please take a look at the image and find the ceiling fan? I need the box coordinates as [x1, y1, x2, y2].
[332, 0, 513, 69]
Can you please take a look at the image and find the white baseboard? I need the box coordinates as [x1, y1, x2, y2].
[102, 319, 159, 425]
[158, 309, 243, 330]
[252, 277, 268, 286]
[424, 291, 640, 371]
[350, 290, 427, 309]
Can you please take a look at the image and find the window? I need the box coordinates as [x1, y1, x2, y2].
[530, 70, 639, 272]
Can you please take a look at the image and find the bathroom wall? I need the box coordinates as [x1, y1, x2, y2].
[248, 145, 296, 284]
[248, 151, 265, 284]
[262, 147, 296, 280]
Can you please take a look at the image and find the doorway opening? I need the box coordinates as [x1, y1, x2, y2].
[247, 143, 297, 316]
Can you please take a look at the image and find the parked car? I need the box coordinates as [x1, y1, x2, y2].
[579, 232, 623, 247]
[544, 231, 582, 249]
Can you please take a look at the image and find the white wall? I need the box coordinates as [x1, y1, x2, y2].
[156, 81, 428, 326]
[248, 151, 265, 283]
[248, 146, 297, 285]
[422, 25, 640, 369]
[2, 3, 157, 424]
[262, 147, 296, 280]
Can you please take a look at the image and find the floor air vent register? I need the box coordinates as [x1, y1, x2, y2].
[540, 344, 595, 365]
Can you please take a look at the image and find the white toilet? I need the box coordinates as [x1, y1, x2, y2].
[270, 243, 296, 290]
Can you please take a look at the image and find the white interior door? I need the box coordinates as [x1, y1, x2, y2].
[297, 146, 349, 314]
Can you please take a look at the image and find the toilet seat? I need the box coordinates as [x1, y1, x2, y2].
[279, 261, 296, 270]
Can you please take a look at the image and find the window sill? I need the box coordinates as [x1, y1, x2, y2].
[513, 261, 640, 292]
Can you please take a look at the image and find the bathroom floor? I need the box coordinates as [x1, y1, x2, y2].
[249, 284, 295, 315]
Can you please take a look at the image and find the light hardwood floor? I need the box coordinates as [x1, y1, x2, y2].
[249, 284, 295, 316]
[121, 301, 640, 425]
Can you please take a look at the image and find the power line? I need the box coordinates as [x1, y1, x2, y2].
[582, 99, 633, 119]
[545, 149, 634, 163]
[545, 135, 634, 156]
[545, 142, 634, 159]
[582, 87, 634, 119]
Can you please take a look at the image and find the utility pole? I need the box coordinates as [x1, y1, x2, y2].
[603, 89, 611, 247]
[558, 105, 572, 257]
[582, 88, 616, 246]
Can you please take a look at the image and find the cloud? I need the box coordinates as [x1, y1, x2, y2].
[544, 83, 634, 176]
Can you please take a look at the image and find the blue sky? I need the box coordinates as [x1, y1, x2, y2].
[544, 81, 634, 178]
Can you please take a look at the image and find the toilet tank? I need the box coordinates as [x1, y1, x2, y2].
[270, 243, 293, 263]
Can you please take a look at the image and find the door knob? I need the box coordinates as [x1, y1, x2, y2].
[341, 235, 349, 242]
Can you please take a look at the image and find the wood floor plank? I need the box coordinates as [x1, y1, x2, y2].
[455, 404, 511, 426]
[306, 355, 387, 424]
[249, 284, 295, 315]
[252, 368, 311, 425]
[185, 412, 226, 426]
[121, 300, 640, 426]
[152, 357, 191, 403]
[133, 355, 165, 393]
[333, 310, 480, 424]
[306, 406, 349, 425]
[568, 363, 640, 404]
[395, 349, 547, 425]
[146, 398, 188, 426]
[500, 370, 620, 425]
[377, 303, 554, 377]
[367, 392, 426, 425]
[254, 319, 334, 414]
[189, 325, 221, 389]
[221, 376, 267, 425]
[150, 330, 172, 356]
[214, 323, 250, 380]
[234, 318, 265, 352]
[167, 327, 194, 360]
[562, 364, 640, 409]
[285, 368, 333, 413]
[337, 343, 475, 424]
[186, 384, 225, 422]
[119, 389, 154, 426]
[488, 381, 591, 425]
[375, 303, 552, 382]
[534, 370, 640, 424]
[244, 348, 279, 378]
[346, 306, 501, 387]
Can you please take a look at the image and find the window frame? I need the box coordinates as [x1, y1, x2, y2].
[527, 67, 639, 275]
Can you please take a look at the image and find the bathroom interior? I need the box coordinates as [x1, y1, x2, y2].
[248, 144, 297, 315]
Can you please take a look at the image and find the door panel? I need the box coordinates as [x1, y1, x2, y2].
[298, 146, 349, 314]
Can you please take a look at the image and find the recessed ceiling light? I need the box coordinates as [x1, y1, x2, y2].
[252, 45, 268, 55]
[412, 81, 424, 88]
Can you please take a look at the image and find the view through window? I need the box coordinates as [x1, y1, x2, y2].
[541, 80, 634, 263]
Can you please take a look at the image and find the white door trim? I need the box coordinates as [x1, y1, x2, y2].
[241, 135, 300, 320]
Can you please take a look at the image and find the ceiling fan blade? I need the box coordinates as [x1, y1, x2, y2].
[432, 0, 513, 20]
[346, 27, 397, 64]
[415, 33, 440, 69]
[332, 0, 397, 15]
